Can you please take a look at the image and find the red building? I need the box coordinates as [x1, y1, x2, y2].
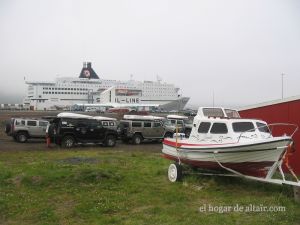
[239, 96, 300, 175]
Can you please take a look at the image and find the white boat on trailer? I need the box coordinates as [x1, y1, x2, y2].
[162, 107, 300, 188]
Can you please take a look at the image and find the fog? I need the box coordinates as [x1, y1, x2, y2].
[1, 0, 300, 108]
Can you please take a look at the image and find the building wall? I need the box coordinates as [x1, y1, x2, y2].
[239, 100, 300, 175]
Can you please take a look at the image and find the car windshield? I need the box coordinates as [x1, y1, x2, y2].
[184, 119, 192, 124]
[164, 120, 174, 125]
[177, 120, 184, 125]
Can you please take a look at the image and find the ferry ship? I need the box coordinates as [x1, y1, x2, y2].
[23, 62, 190, 111]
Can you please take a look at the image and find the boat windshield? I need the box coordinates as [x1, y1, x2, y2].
[203, 108, 225, 117]
[224, 109, 240, 118]
[256, 122, 270, 133]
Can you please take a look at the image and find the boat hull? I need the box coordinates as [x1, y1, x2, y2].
[162, 138, 292, 177]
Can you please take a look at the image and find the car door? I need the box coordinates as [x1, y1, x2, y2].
[142, 121, 152, 138]
[176, 120, 184, 132]
[26, 120, 39, 137]
[153, 121, 165, 138]
[38, 121, 49, 137]
[75, 119, 90, 142]
[88, 119, 106, 142]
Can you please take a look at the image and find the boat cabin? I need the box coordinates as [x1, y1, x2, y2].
[189, 108, 270, 143]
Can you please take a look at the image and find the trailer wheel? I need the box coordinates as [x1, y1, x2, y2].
[168, 163, 182, 182]
[61, 135, 75, 148]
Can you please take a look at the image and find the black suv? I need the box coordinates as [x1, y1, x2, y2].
[50, 117, 118, 148]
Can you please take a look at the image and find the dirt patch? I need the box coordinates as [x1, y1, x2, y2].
[31, 175, 43, 185]
[7, 174, 25, 187]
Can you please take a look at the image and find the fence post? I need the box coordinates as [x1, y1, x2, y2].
[294, 186, 300, 203]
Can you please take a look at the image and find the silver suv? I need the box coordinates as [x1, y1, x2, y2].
[5, 118, 49, 143]
[164, 115, 193, 138]
[119, 115, 165, 144]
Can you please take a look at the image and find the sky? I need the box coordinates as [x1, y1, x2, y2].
[0, 0, 300, 108]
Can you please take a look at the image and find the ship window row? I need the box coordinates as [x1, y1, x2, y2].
[43, 92, 88, 95]
[43, 87, 89, 91]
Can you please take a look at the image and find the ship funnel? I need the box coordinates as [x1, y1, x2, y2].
[79, 62, 99, 79]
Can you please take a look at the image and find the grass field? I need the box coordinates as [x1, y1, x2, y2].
[0, 148, 300, 225]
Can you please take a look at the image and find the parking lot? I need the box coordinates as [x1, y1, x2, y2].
[0, 111, 162, 152]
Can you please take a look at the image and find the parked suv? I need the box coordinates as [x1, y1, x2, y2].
[164, 115, 193, 138]
[5, 118, 49, 142]
[94, 116, 118, 131]
[50, 113, 118, 148]
[119, 115, 165, 144]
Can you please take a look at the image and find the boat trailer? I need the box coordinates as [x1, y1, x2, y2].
[167, 123, 300, 202]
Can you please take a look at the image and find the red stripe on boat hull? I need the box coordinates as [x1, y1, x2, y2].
[162, 154, 273, 177]
[163, 139, 236, 147]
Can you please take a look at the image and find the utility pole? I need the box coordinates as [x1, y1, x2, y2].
[212, 90, 215, 108]
[281, 73, 285, 99]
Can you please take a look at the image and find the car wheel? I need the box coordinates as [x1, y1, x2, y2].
[133, 134, 142, 145]
[168, 163, 182, 182]
[62, 135, 75, 148]
[105, 135, 116, 147]
[17, 132, 28, 143]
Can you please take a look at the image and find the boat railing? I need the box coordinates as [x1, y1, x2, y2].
[237, 123, 298, 143]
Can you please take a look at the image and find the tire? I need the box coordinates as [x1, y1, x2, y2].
[17, 132, 28, 143]
[168, 163, 183, 182]
[104, 135, 116, 147]
[132, 134, 142, 145]
[61, 135, 75, 148]
[5, 123, 11, 134]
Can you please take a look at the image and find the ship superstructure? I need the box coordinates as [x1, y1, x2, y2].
[24, 62, 189, 110]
